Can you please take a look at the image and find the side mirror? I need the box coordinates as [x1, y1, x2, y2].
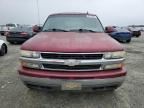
[105, 27, 109, 33]
[33, 25, 42, 33]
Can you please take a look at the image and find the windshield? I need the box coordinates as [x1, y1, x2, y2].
[42, 15, 104, 32]
[10, 26, 33, 33]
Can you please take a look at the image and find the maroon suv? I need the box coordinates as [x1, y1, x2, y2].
[18, 13, 126, 91]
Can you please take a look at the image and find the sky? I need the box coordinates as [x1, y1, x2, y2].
[0, 0, 144, 26]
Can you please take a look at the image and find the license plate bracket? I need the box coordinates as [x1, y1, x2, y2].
[61, 82, 82, 90]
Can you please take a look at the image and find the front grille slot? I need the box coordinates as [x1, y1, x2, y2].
[41, 53, 103, 60]
[42, 64, 101, 71]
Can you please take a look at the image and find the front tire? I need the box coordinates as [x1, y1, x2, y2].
[23, 82, 36, 89]
[9, 42, 15, 44]
[0, 44, 7, 56]
[105, 85, 120, 92]
[126, 39, 131, 43]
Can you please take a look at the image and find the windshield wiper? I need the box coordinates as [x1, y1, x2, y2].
[69, 29, 97, 32]
[43, 28, 68, 32]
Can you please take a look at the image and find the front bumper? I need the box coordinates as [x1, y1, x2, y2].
[6, 36, 31, 43]
[20, 75, 125, 87]
[18, 67, 126, 91]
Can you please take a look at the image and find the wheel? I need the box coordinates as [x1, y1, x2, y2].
[23, 82, 36, 89]
[0, 44, 7, 56]
[121, 40, 127, 43]
[126, 39, 131, 43]
[136, 35, 140, 38]
[106, 87, 117, 91]
[105, 85, 120, 92]
[9, 42, 15, 44]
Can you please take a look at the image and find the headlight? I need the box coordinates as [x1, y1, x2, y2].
[21, 50, 40, 58]
[21, 61, 41, 69]
[104, 51, 126, 59]
[104, 63, 123, 70]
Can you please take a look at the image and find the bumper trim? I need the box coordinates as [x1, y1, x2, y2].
[20, 75, 125, 88]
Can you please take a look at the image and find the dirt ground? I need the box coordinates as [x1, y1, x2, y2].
[0, 33, 144, 108]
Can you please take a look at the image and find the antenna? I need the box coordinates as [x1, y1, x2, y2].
[36, 0, 40, 25]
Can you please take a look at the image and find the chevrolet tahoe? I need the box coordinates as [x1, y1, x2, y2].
[18, 13, 126, 91]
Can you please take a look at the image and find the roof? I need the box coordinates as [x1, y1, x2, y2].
[49, 12, 97, 17]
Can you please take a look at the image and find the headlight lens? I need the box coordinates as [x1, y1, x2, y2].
[21, 50, 40, 58]
[104, 63, 123, 70]
[21, 61, 41, 69]
[104, 51, 126, 59]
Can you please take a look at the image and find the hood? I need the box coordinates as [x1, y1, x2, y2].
[21, 32, 124, 52]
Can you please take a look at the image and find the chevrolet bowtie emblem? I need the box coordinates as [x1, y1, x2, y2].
[64, 59, 80, 66]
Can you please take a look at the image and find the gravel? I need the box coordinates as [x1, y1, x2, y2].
[0, 33, 144, 108]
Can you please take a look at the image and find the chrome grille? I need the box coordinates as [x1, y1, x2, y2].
[42, 64, 101, 71]
[41, 53, 103, 60]
[39, 52, 104, 71]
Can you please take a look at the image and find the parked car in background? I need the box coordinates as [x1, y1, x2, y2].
[106, 27, 132, 43]
[6, 26, 36, 44]
[0, 23, 20, 36]
[127, 27, 141, 37]
[19, 13, 126, 91]
[0, 39, 7, 56]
